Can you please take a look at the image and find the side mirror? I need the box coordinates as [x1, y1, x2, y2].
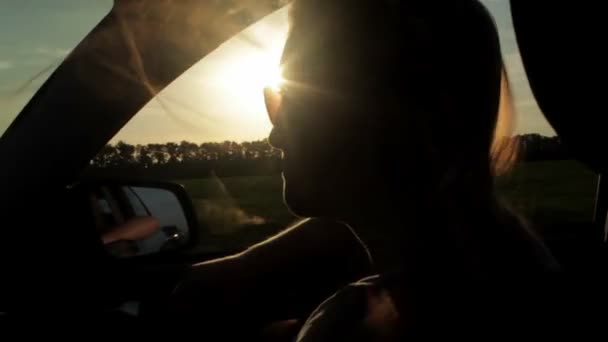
[78, 181, 197, 258]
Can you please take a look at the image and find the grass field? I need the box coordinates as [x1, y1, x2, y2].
[495, 160, 598, 226]
[178, 160, 599, 252]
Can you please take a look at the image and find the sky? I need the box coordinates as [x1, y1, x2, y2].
[0, 0, 114, 132]
[0, 0, 555, 145]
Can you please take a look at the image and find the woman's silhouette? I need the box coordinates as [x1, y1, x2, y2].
[262, 0, 558, 339]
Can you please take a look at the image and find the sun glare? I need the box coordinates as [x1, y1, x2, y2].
[266, 65, 286, 92]
[211, 38, 285, 96]
[190, 8, 289, 140]
[248, 41, 285, 92]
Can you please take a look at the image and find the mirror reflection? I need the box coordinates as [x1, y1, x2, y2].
[89, 185, 191, 257]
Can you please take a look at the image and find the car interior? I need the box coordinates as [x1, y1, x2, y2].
[0, 0, 606, 337]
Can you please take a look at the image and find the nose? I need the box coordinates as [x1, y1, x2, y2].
[264, 87, 282, 127]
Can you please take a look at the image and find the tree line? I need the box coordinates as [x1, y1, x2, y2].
[85, 134, 569, 179]
[86, 139, 282, 179]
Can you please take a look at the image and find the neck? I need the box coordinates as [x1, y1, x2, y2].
[343, 176, 496, 275]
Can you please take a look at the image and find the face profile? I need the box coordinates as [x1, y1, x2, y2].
[265, 0, 505, 221]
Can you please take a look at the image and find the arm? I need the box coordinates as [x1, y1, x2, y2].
[101, 216, 161, 245]
[169, 218, 372, 333]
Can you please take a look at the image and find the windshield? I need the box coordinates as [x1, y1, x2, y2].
[0, 0, 113, 136]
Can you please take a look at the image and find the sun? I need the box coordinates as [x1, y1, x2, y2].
[213, 38, 285, 94]
[253, 30, 287, 93]
[249, 41, 286, 92]
[197, 19, 288, 139]
[266, 64, 286, 92]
